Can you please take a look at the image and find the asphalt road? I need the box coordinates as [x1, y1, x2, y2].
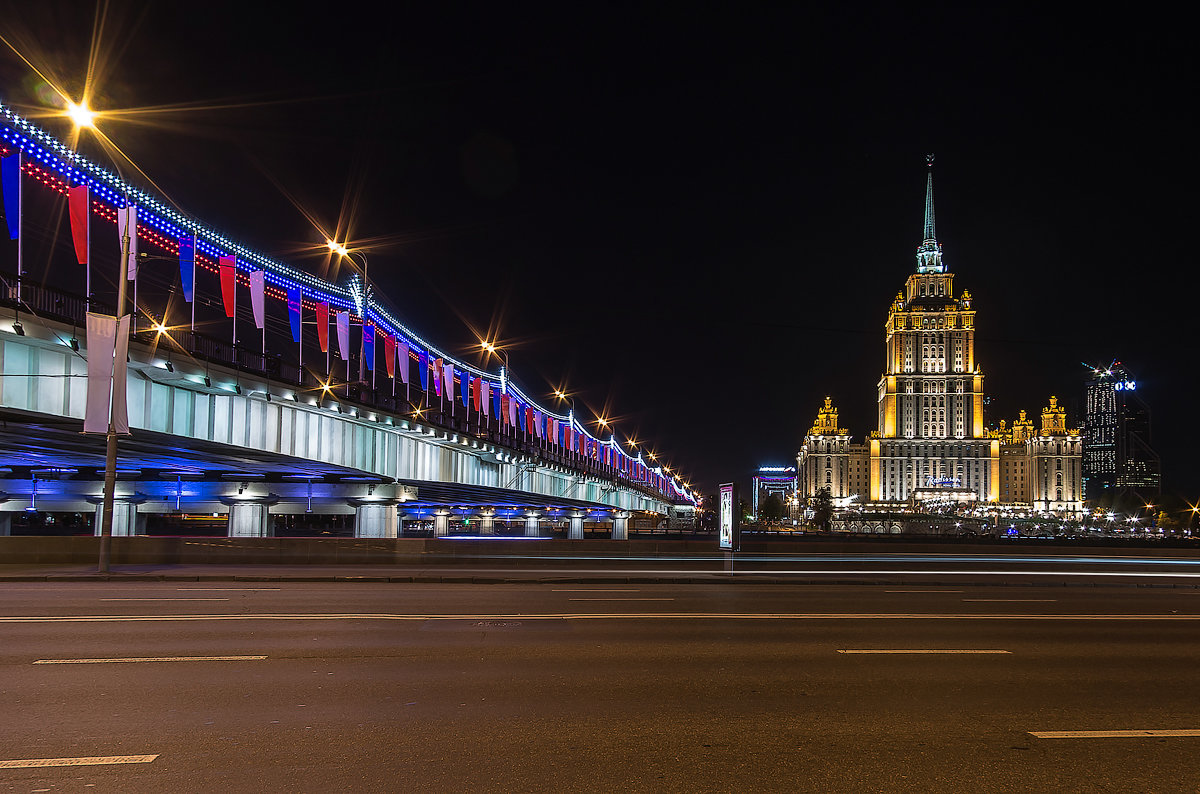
[3, 581, 1200, 792]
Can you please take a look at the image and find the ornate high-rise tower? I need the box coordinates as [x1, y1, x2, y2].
[868, 157, 1000, 504]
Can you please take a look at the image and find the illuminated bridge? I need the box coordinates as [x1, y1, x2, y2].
[0, 102, 698, 539]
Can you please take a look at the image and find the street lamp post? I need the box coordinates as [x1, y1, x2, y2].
[70, 101, 131, 573]
[97, 209, 131, 573]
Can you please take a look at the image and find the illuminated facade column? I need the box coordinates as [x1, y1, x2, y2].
[92, 497, 145, 537]
[351, 499, 399, 538]
[225, 499, 274, 538]
[524, 510, 542, 537]
[568, 510, 585, 539]
[611, 510, 630, 540]
[478, 508, 496, 535]
[432, 509, 450, 537]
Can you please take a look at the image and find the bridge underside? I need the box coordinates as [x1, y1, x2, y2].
[0, 406, 644, 516]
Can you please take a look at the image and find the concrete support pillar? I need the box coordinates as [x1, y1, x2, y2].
[0, 513, 11, 536]
[93, 499, 145, 537]
[524, 511, 542, 537]
[433, 510, 451, 537]
[227, 501, 272, 538]
[611, 509, 631, 540]
[568, 511, 585, 540]
[479, 509, 496, 536]
[353, 501, 399, 538]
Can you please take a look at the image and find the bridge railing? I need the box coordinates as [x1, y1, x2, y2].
[1, 272, 681, 505]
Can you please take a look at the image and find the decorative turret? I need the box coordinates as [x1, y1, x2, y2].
[1041, 395, 1068, 435]
[808, 396, 850, 436]
[1011, 410, 1035, 444]
[916, 154, 945, 274]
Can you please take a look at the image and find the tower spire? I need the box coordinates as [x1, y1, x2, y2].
[915, 153, 945, 273]
[923, 153, 936, 243]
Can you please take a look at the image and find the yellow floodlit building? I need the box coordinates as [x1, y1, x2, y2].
[797, 159, 1082, 517]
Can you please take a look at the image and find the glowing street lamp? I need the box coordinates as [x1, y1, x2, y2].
[326, 239, 370, 384]
[480, 340, 510, 390]
[66, 100, 96, 130]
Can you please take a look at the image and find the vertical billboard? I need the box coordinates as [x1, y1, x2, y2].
[719, 482, 740, 551]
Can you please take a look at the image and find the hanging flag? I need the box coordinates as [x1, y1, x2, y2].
[501, 394, 510, 425]
[444, 362, 454, 402]
[363, 322, 375, 370]
[336, 311, 350, 361]
[472, 376, 481, 411]
[398, 342, 410, 384]
[69, 185, 88, 264]
[178, 235, 195, 303]
[250, 270, 265, 330]
[117, 204, 138, 281]
[316, 302, 330, 352]
[482, 380, 491, 416]
[2, 152, 20, 240]
[433, 358, 443, 397]
[461, 373, 470, 408]
[287, 287, 301, 343]
[491, 386, 500, 419]
[84, 312, 131, 435]
[219, 256, 236, 318]
[418, 351, 429, 390]
[384, 335, 396, 378]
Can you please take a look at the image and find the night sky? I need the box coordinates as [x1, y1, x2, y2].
[1, 4, 1194, 500]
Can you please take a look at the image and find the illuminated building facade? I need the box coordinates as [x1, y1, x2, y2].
[751, 466, 797, 520]
[796, 398, 868, 506]
[995, 398, 1084, 514]
[796, 159, 1083, 518]
[1083, 363, 1160, 504]
[869, 158, 998, 506]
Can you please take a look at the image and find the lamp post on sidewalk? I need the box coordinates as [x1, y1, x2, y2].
[69, 101, 131, 573]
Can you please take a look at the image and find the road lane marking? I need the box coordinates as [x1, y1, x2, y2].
[962, 599, 1058, 602]
[0, 755, 158, 769]
[177, 588, 280, 592]
[552, 589, 641, 592]
[34, 655, 267, 664]
[838, 649, 1011, 654]
[1030, 729, 1200, 739]
[3, 612, 1199, 623]
[887, 590, 965, 593]
[568, 598, 676, 602]
[100, 598, 230, 602]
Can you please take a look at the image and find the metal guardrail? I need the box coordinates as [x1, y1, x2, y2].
[2, 273, 687, 506]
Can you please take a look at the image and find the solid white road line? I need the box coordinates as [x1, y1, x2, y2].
[1030, 729, 1200, 739]
[568, 598, 676, 601]
[962, 599, 1058, 602]
[886, 590, 965, 593]
[552, 589, 641, 592]
[33, 655, 267, 664]
[838, 649, 1011, 654]
[176, 588, 281, 592]
[3, 612, 1199, 623]
[0, 755, 158, 769]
